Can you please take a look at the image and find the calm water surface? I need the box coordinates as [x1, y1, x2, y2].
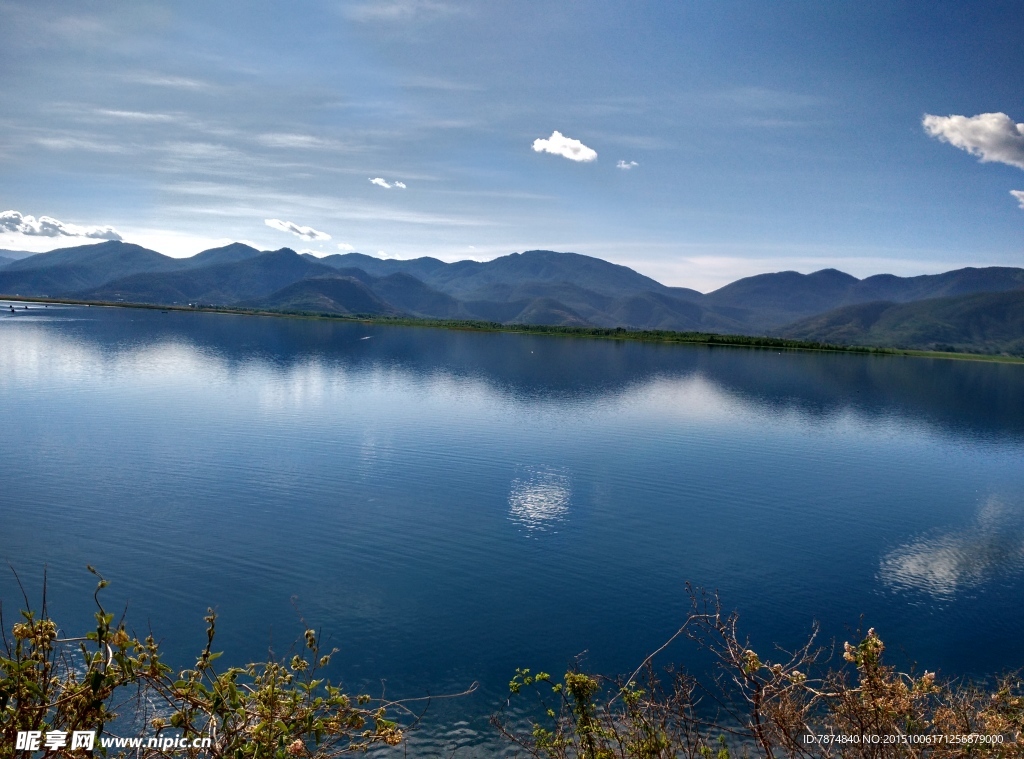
[2, 303, 1023, 754]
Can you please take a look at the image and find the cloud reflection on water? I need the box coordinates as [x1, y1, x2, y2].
[879, 495, 1024, 599]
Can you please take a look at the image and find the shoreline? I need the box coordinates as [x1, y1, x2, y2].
[3, 293, 1023, 365]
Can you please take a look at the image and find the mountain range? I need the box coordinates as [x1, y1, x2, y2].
[1, 241, 1022, 355]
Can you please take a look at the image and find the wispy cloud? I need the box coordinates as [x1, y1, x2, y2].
[713, 86, 820, 111]
[369, 177, 392, 188]
[532, 131, 597, 162]
[616, 160, 638, 170]
[264, 218, 331, 241]
[33, 135, 130, 154]
[257, 133, 349, 150]
[124, 73, 214, 90]
[0, 209, 122, 240]
[345, 0, 459, 22]
[584, 131, 670, 150]
[165, 181, 493, 227]
[155, 141, 258, 179]
[399, 75, 481, 91]
[394, 181, 407, 189]
[1012, 190, 1024, 210]
[923, 112, 1024, 170]
[98, 109, 177, 122]
[737, 117, 823, 129]
[337, 242, 356, 251]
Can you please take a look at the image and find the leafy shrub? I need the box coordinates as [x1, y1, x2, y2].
[0, 568, 407, 758]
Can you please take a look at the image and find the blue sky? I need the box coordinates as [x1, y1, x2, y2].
[1, 0, 1022, 290]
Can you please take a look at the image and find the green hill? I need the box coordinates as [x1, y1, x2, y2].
[244, 275, 400, 316]
[780, 290, 1024, 355]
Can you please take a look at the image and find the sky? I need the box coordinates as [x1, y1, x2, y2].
[1, 0, 1023, 291]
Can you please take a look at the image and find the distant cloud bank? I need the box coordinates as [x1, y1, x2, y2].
[532, 131, 597, 162]
[923, 112, 1024, 170]
[264, 218, 331, 241]
[0, 209, 122, 240]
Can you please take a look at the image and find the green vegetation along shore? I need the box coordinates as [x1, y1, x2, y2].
[4, 295, 1024, 365]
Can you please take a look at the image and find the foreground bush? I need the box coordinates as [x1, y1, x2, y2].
[493, 587, 1024, 758]
[0, 569, 406, 758]
[3, 576, 1021, 758]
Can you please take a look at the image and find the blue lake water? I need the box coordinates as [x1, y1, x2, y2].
[2, 303, 1023, 754]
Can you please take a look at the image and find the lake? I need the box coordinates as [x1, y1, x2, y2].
[2, 303, 1023, 755]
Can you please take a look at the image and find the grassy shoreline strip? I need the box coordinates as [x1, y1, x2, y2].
[3, 294, 1023, 364]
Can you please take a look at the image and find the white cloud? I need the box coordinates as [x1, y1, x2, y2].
[394, 181, 407, 189]
[264, 218, 331, 241]
[616, 160, 639, 170]
[1012, 190, 1024, 210]
[532, 131, 597, 162]
[923, 112, 1024, 170]
[369, 177, 392, 188]
[0, 209, 122, 240]
[337, 242, 356, 251]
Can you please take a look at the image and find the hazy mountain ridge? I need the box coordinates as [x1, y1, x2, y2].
[80, 249, 337, 304]
[317, 249, 683, 299]
[0, 249, 41, 262]
[0, 241, 180, 294]
[180, 242, 264, 269]
[702, 267, 1024, 328]
[1, 241, 1022, 354]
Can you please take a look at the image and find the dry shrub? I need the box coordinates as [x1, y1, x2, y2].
[494, 585, 1024, 758]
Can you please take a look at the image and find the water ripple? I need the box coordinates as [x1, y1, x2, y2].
[508, 466, 572, 534]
